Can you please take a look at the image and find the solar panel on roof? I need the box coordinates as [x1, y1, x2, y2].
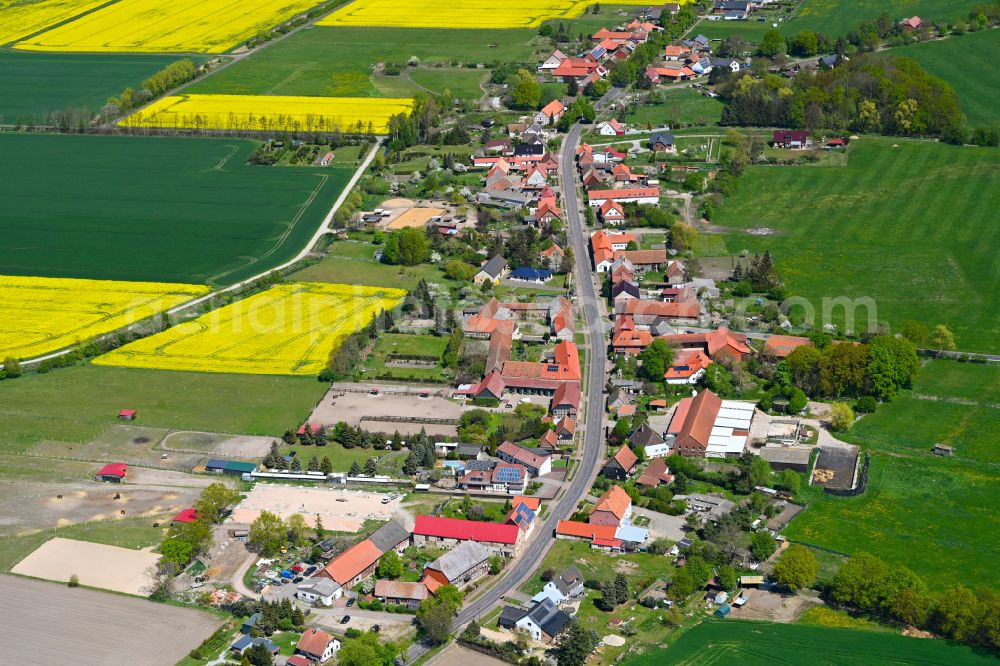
[547, 365, 560, 371]
[496, 467, 522, 482]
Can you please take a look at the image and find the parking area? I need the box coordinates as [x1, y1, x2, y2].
[631, 506, 686, 541]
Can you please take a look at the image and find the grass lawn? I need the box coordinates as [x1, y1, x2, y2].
[0, 365, 326, 454]
[626, 619, 996, 665]
[691, 233, 729, 257]
[0, 51, 184, 123]
[712, 137, 1000, 352]
[519, 540, 671, 596]
[281, 443, 404, 474]
[625, 89, 724, 128]
[408, 68, 486, 101]
[190, 26, 539, 98]
[888, 30, 1000, 129]
[290, 247, 454, 290]
[844, 361, 1000, 464]
[0, 514, 166, 572]
[363, 333, 452, 383]
[0, 134, 353, 286]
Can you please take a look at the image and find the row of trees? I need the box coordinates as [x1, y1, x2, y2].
[779, 334, 920, 401]
[318, 308, 392, 381]
[830, 552, 1000, 648]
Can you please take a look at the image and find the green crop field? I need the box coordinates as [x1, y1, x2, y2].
[190, 26, 539, 98]
[0, 51, 182, 124]
[0, 364, 326, 454]
[889, 30, 1000, 129]
[627, 620, 996, 665]
[0, 133, 353, 285]
[713, 138, 1000, 353]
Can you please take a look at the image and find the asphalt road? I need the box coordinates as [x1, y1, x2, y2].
[404, 122, 606, 662]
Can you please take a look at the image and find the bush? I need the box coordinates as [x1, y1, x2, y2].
[68, 574, 80, 588]
[855, 396, 878, 413]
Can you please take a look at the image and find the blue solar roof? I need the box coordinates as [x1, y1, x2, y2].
[513, 503, 536, 529]
[510, 267, 552, 281]
[495, 466, 523, 482]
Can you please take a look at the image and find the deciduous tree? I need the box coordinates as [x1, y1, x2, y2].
[771, 544, 817, 591]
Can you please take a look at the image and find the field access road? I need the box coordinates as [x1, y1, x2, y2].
[404, 123, 608, 662]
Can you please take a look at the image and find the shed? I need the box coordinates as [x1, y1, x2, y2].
[118, 409, 137, 421]
[96, 463, 127, 482]
[715, 603, 731, 618]
[205, 459, 258, 476]
[172, 508, 198, 524]
[931, 443, 954, 457]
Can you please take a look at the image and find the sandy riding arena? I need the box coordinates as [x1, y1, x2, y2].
[12, 538, 159, 595]
[0, 575, 220, 666]
[230, 484, 400, 532]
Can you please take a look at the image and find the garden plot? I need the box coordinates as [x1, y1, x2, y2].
[230, 484, 400, 532]
[13, 537, 159, 595]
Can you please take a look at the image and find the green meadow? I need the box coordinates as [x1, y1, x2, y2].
[785, 361, 1000, 589]
[0, 51, 181, 124]
[846, 361, 1000, 464]
[889, 29, 1000, 129]
[0, 133, 353, 285]
[713, 138, 1000, 353]
[190, 26, 540, 98]
[694, 0, 987, 43]
[0, 364, 326, 454]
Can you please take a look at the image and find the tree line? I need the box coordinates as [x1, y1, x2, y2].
[717, 54, 965, 141]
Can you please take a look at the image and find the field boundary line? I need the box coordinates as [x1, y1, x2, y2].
[17, 139, 381, 369]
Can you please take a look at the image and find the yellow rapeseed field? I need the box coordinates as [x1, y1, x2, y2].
[0, 275, 209, 361]
[0, 0, 106, 46]
[14, 0, 323, 53]
[93, 282, 406, 376]
[119, 94, 412, 134]
[319, 0, 677, 29]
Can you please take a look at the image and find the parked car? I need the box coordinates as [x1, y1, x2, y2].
[346, 597, 356, 607]
[293, 576, 303, 584]
[304, 566, 317, 576]
[340, 615, 351, 624]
